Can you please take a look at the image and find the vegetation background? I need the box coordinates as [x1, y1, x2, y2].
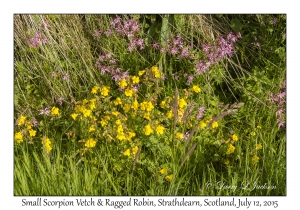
[13, 14, 286, 196]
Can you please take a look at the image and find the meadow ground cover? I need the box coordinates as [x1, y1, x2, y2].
[14, 14, 286, 196]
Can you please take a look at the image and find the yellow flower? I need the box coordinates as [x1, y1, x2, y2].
[51, 107, 60, 115]
[224, 160, 230, 165]
[25, 121, 33, 130]
[117, 125, 123, 133]
[199, 121, 207, 129]
[160, 101, 166, 109]
[127, 132, 136, 142]
[123, 104, 131, 112]
[82, 109, 91, 118]
[91, 86, 99, 94]
[167, 110, 173, 118]
[74, 105, 84, 113]
[18, 115, 26, 126]
[191, 85, 201, 93]
[124, 88, 133, 97]
[250, 131, 256, 136]
[85, 138, 96, 148]
[256, 143, 263, 150]
[14, 132, 23, 143]
[257, 125, 262, 129]
[131, 100, 139, 111]
[117, 132, 126, 141]
[176, 132, 184, 139]
[100, 119, 108, 127]
[177, 109, 184, 121]
[151, 66, 161, 78]
[90, 101, 96, 110]
[100, 86, 109, 96]
[232, 134, 238, 141]
[226, 144, 235, 155]
[155, 125, 165, 135]
[118, 79, 128, 89]
[132, 146, 139, 155]
[114, 97, 122, 106]
[71, 113, 78, 120]
[112, 111, 120, 116]
[165, 174, 173, 181]
[252, 155, 259, 164]
[89, 125, 95, 132]
[104, 115, 110, 121]
[178, 98, 187, 109]
[160, 168, 167, 175]
[132, 76, 140, 84]
[82, 99, 89, 104]
[146, 101, 154, 112]
[116, 119, 121, 125]
[42, 137, 52, 153]
[143, 112, 151, 120]
[144, 124, 153, 136]
[123, 149, 131, 156]
[29, 129, 37, 137]
[131, 113, 136, 119]
[212, 121, 218, 129]
[138, 70, 145, 76]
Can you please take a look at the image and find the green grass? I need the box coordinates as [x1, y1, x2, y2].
[14, 14, 286, 196]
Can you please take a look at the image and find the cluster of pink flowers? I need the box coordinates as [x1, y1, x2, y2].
[195, 32, 242, 74]
[29, 31, 48, 47]
[95, 53, 128, 82]
[110, 17, 144, 51]
[157, 34, 194, 60]
[268, 80, 286, 128]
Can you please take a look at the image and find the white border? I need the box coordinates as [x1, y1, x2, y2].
[1, 0, 299, 209]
